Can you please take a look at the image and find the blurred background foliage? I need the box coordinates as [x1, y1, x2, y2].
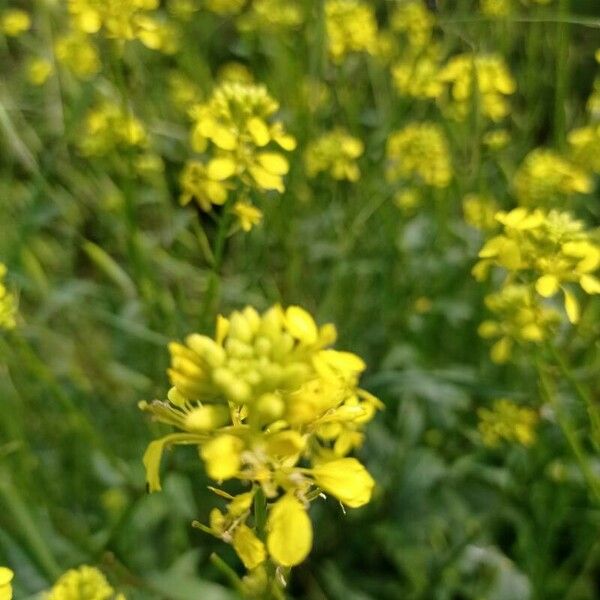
[1, 0, 600, 598]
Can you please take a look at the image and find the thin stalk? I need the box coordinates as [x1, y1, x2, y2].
[553, 0, 571, 149]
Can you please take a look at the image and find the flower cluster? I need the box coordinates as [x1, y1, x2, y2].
[474, 208, 600, 324]
[141, 305, 380, 579]
[391, 49, 444, 100]
[1, 9, 31, 37]
[0, 567, 13, 600]
[568, 124, 600, 174]
[386, 122, 452, 188]
[79, 101, 148, 157]
[237, 0, 305, 31]
[478, 284, 560, 363]
[183, 82, 295, 215]
[462, 194, 500, 232]
[304, 129, 364, 182]
[513, 149, 592, 207]
[437, 53, 516, 121]
[390, 0, 436, 50]
[67, 0, 176, 52]
[55, 32, 101, 79]
[478, 399, 538, 447]
[46, 565, 125, 600]
[325, 0, 379, 64]
[0, 264, 17, 331]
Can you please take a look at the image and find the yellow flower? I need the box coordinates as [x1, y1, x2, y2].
[311, 458, 374, 508]
[47, 565, 124, 600]
[180, 160, 230, 211]
[304, 129, 364, 182]
[390, 0, 436, 50]
[0, 567, 13, 600]
[79, 101, 147, 156]
[462, 194, 500, 231]
[478, 399, 538, 447]
[27, 58, 54, 86]
[474, 208, 600, 324]
[1, 9, 31, 37]
[237, 0, 305, 31]
[568, 124, 600, 174]
[392, 50, 444, 100]
[438, 53, 516, 121]
[189, 81, 295, 194]
[483, 128, 511, 150]
[55, 32, 101, 79]
[0, 264, 17, 330]
[513, 148, 592, 206]
[266, 494, 313, 567]
[325, 0, 378, 63]
[478, 284, 560, 363]
[480, 0, 513, 17]
[216, 62, 254, 84]
[141, 304, 380, 572]
[233, 200, 263, 232]
[386, 122, 452, 188]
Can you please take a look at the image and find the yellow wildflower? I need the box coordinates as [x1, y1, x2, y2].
[188, 81, 295, 196]
[483, 128, 511, 150]
[0, 567, 13, 600]
[233, 200, 263, 232]
[478, 399, 538, 447]
[27, 58, 54, 86]
[513, 148, 592, 207]
[1, 9, 31, 37]
[55, 32, 101, 79]
[481, 0, 513, 17]
[392, 50, 444, 100]
[304, 129, 364, 182]
[462, 194, 500, 232]
[478, 284, 560, 363]
[386, 122, 452, 188]
[390, 0, 436, 50]
[168, 0, 199, 20]
[325, 0, 378, 63]
[568, 124, 600, 174]
[438, 53, 516, 121]
[237, 0, 305, 31]
[394, 188, 422, 214]
[217, 62, 254, 84]
[180, 160, 230, 211]
[141, 305, 380, 570]
[474, 208, 600, 324]
[47, 565, 124, 600]
[0, 264, 17, 330]
[80, 101, 147, 156]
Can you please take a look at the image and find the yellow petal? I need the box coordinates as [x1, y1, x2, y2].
[563, 288, 580, 324]
[0, 568, 13, 586]
[247, 117, 271, 146]
[232, 525, 267, 570]
[248, 165, 284, 192]
[267, 430, 306, 458]
[211, 126, 237, 150]
[257, 152, 289, 175]
[285, 306, 318, 344]
[490, 336, 512, 364]
[200, 434, 243, 481]
[311, 458, 375, 508]
[267, 495, 313, 567]
[207, 157, 237, 181]
[536, 275, 560, 298]
[581, 274, 600, 294]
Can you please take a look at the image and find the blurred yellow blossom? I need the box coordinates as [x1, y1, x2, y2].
[1, 9, 31, 37]
[141, 305, 380, 571]
[394, 188, 422, 214]
[27, 58, 54, 86]
[47, 565, 124, 600]
[390, 0, 436, 50]
[216, 62, 254, 84]
[80, 101, 147, 156]
[0, 567, 13, 600]
[478, 284, 560, 363]
[478, 399, 538, 447]
[438, 53, 516, 121]
[205, 0, 246, 15]
[233, 200, 263, 231]
[474, 208, 600, 323]
[483, 128, 511, 150]
[568, 124, 600, 173]
[0, 264, 17, 331]
[237, 0, 304, 31]
[180, 160, 230, 211]
[304, 129, 364, 182]
[55, 32, 101, 78]
[462, 194, 500, 231]
[386, 122, 452, 188]
[168, 71, 202, 111]
[481, 0, 512, 17]
[513, 148, 592, 206]
[391, 45, 443, 100]
[325, 0, 378, 63]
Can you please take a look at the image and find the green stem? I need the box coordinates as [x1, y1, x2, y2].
[554, 0, 571, 149]
[536, 357, 600, 503]
[209, 552, 246, 595]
